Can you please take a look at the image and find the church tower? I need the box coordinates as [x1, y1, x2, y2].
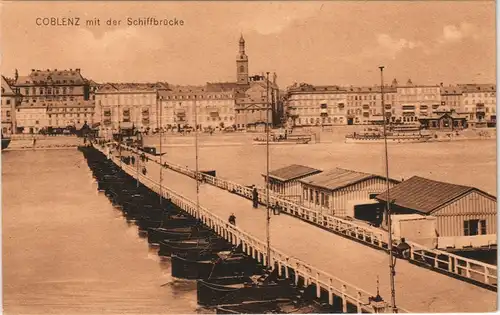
[236, 35, 249, 85]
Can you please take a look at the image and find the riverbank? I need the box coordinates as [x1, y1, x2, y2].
[5, 136, 84, 151]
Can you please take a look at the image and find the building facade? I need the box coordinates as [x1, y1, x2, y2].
[284, 84, 348, 127]
[95, 83, 168, 132]
[234, 75, 279, 130]
[345, 84, 397, 125]
[459, 84, 496, 125]
[394, 80, 441, 123]
[1, 76, 19, 135]
[13, 68, 94, 133]
[157, 84, 236, 131]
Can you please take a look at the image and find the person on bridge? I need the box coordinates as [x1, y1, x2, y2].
[252, 186, 259, 208]
[228, 213, 236, 225]
[395, 237, 411, 259]
[142, 166, 147, 175]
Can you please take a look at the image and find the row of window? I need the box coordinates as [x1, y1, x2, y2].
[48, 113, 92, 118]
[297, 117, 345, 125]
[163, 94, 233, 100]
[303, 188, 330, 208]
[24, 87, 75, 96]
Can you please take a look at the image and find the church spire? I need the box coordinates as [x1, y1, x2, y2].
[236, 35, 249, 85]
[239, 34, 246, 55]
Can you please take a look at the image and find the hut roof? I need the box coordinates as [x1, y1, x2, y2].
[300, 168, 397, 191]
[264, 164, 322, 182]
[376, 176, 496, 214]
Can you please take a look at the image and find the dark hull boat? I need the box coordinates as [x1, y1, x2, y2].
[215, 300, 289, 314]
[136, 219, 163, 231]
[197, 273, 297, 307]
[1, 137, 11, 150]
[158, 238, 231, 257]
[148, 226, 212, 244]
[171, 251, 261, 280]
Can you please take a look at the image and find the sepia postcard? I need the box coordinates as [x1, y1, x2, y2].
[1, 1, 497, 314]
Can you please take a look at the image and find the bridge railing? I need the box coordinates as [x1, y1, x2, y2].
[118, 143, 497, 289]
[105, 151, 400, 314]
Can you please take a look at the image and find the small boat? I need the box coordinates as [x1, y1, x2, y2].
[148, 226, 212, 244]
[171, 249, 262, 280]
[345, 125, 433, 144]
[252, 137, 311, 145]
[2, 134, 11, 150]
[158, 238, 231, 257]
[197, 269, 296, 306]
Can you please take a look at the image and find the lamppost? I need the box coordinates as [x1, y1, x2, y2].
[380, 66, 397, 313]
[265, 71, 271, 269]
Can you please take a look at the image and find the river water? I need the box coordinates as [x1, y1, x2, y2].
[2, 134, 496, 313]
[144, 132, 497, 195]
[2, 149, 202, 314]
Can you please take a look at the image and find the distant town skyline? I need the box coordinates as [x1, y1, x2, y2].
[1, 1, 496, 87]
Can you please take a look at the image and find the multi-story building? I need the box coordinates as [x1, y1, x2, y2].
[13, 68, 94, 133]
[284, 84, 348, 127]
[345, 83, 397, 124]
[395, 79, 441, 123]
[95, 82, 168, 132]
[1, 76, 19, 135]
[234, 74, 279, 130]
[440, 84, 463, 112]
[15, 105, 49, 133]
[459, 84, 496, 124]
[157, 83, 236, 130]
[46, 100, 96, 129]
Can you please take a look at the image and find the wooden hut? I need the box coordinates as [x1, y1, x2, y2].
[418, 109, 467, 131]
[299, 168, 399, 217]
[376, 176, 497, 249]
[262, 164, 322, 203]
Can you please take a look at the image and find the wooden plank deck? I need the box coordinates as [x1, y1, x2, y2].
[120, 151, 497, 313]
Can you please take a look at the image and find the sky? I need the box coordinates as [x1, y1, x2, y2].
[0, 1, 496, 88]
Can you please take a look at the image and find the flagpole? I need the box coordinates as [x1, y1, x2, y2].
[118, 102, 122, 168]
[195, 95, 200, 218]
[379, 66, 397, 313]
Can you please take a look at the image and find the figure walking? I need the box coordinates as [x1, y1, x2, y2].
[228, 213, 236, 225]
[252, 186, 259, 208]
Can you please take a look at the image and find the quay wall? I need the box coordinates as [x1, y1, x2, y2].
[6, 136, 83, 151]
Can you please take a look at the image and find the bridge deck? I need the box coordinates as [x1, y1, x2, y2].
[119, 151, 496, 313]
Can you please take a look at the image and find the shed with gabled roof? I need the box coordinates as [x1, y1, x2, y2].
[262, 164, 322, 203]
[376, 176, 497, 239]
[299, 168, 399, 217]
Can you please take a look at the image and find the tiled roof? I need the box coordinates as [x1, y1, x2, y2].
[264, 164, 322, 182]
[16, 69, 85, 85]
[206, 82, 240, 92]
[97, 82, 163, 93]
[1, 76, 16, 95]
[300, 168, 394, 191]
[458, 84, 496, 93]
[376, 176, 495, 214]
